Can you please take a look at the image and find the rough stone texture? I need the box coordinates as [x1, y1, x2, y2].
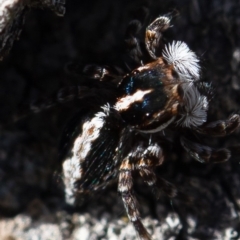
[0, 0, 65, 60]
[0, 0, 240, 239]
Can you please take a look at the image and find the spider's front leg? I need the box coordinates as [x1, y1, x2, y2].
[181, 114, 240, 163]
[145, 14, 172, 59]
[180, 137, 231, 163]
[195, 114, 240, 137]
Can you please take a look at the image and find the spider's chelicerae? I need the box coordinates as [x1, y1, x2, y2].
[55, 13, 240, 240]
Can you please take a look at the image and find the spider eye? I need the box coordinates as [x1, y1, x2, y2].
[176, 83, 184, 98]
[171, 69, 179, 79]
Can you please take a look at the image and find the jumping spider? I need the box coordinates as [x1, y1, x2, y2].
[43, 13, 239, 240]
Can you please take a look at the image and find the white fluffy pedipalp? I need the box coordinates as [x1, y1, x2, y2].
[162, 41, 200, 81]
[178, 84, 208, 128]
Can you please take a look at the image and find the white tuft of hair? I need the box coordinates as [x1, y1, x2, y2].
[162, 41, 200, 81]
[178, 84, 208, 128]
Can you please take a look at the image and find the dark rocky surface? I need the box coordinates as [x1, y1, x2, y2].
[0, 0, 240, 239]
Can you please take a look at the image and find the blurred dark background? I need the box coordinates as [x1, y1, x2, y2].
[0, 0, 240, 239]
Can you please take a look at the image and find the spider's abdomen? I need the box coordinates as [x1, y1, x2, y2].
[62, 105, 124, 204]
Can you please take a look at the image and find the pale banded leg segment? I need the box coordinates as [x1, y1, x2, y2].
[145, 14, 172, 59]
[118, 157, 152, 240]
[133, 143, 176, 199]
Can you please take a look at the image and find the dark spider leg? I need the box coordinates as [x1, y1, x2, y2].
[82, 64, 124, 82]
[138, 167, 193, 206]
[195, 114, 240, 137]
[65, 62, 124, 83]
[118, 157, 152, 240]
[121, 141, 176, 198]
[145, 14, 172, 59]
[180, 136, 231, 163]
[138, 167, 177, 199]
[14, 86, 114, 121]
[138, 166, 192, 240]
[133, 142, 176, 199]
[124, 6, 150, 65]
[124, 19, 144, 64]
[134, 144, 191, 202]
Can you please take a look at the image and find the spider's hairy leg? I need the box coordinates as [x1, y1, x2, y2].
[138, 168, 178, 200]
[14, 86, 92, 121]
[133, 142, 175, 199]
[195, 114, 240, 137]
[124, 19, 143, 64]
[145, 14, 172, 59]
[118, 140, 189, 240]
[124, 7, 149, 64]
[14, 85, 115, 121]
[65, 62, 124, 83]
[180, 137, 231, 163]
[118, 156, 152, 240]
[81, 64, 124, 82]
[135, 143, 190, 202]
[139, 166, 192, 201]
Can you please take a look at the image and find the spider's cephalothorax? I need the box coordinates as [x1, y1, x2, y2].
[60, 14, 240, 240]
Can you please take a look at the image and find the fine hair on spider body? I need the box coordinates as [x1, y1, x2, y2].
[50, 11, 240, 240]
